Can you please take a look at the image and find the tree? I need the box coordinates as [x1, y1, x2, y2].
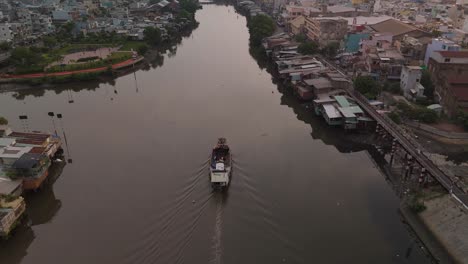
[57, 21, 75, 40]
[298, 41, 319, 55]
[247, 14, 276, 46]
[149, 0, 161, 4]
[321, 41, 340, 58]
[179, 0, 199, 14]
[431, 29, 441, 38]
[420, 69, 434, 99]
[396, 101, 438, 123]
[294, 34, 307, 43]
[0, 116, 8, 125]
[354, 76, 381, 99]
[0, 41, 11, 51]
[416, 108, 438, 123]
[10, 47, 42, 67]
[388, 112, 401, 124]
[177, 9, 193, 21]
[137, 43, 149, 55]
[383, 81, 401, 94]
[144, 27, 162, 46]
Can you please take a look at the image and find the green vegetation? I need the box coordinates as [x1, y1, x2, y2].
[0, 116, 8, 125]
[388, 111, 401, 124]
[0, 41, 11, 51]
[120, 41, 149, 55]
[354, 76, 381, 99]
[46, 52, 131, 73]
[294, 34, 307, 43]
[6, 0, 200, 80]
[408, 194, 427, 213]
[247, 14, 276, 46]
[77, 56, 99, 62]
[396, 101, 438, 123]
[383, 81, 402, 95]
[321, 41, 340, 58]
[43, 36, 58, 49]
[298, 41, 319, 55]
[421, 69, 434, 99]
[456, 111, 468, 131]
[179, 0, 200, 14]
[5, 170, 18, 180]
[144, 27, 162, 46]
[0, 194, 19, 203]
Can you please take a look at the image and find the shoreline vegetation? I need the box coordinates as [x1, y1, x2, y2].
[0, 0, 200, 86]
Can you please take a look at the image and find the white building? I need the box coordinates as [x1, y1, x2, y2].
[0, 23, 12, 42]
[400, 65, 425, 100]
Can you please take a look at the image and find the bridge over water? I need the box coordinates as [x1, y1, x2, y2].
[320, 58, 468, 209]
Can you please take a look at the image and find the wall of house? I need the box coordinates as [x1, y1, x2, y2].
[400, 67, 421, 98]
[424, 39, 460, 65]
[305, 19, 347, 46]
[428, 59, 468, 115]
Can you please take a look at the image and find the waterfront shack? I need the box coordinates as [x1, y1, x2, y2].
[322, 104, 343, 126]
[7, 131, 62, 158]
[303, 77, 333, 98]
[0, 195, 26, 237]
[12, 153, 51, 191]
[313, 97, 336, 115]
[338, 107, 358, 129]
[293, 83, 314, 100]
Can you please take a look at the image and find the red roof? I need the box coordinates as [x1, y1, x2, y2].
[437, 51, 468, 58]
[29, 147, 46, 154]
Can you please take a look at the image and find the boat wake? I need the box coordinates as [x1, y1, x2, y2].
[209, 195, 224, 264]
[125, 159, 213, 264]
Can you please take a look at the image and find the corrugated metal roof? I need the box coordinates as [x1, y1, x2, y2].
[338, 107, 356, 118]
[335, 96, 350, 107]
[323, 104, 342, 119]
[370, 19, 418, 36]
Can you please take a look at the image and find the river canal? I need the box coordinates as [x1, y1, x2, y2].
[0, 4, 430, 264]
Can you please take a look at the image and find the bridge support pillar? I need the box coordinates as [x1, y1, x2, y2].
[390, 139, 398, 165]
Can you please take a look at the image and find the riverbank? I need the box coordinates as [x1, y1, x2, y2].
[1, 57, 144, 83]
[237, 3, 467, 263]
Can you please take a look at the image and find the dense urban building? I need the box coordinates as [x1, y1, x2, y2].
[428, 51, 468, 116]
[304, 17, 347, 46]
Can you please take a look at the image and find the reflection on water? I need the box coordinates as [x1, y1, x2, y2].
[0, 162, 65, 264]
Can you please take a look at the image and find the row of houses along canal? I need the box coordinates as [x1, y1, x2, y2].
[0, 3, 447, 263]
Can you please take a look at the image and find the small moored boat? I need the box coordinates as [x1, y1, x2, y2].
[210, 138, 232, 189]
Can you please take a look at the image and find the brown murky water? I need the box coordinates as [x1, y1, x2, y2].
[0, 5, 430, 264]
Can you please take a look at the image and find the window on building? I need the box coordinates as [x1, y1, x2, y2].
[444, 58, 451, 62]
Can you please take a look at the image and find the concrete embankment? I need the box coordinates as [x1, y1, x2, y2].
[418, 195, 468, 264]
